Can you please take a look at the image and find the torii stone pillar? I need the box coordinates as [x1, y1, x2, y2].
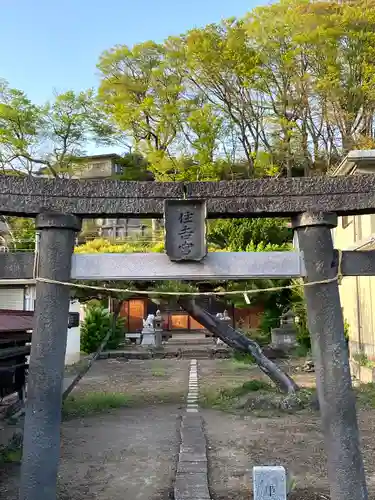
[19, 213, 81, 500]
[292, 212, 368, 500]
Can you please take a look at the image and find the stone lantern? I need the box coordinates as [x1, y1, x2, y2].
[154, 310, 163, 347]
[271, 309, 297, 350]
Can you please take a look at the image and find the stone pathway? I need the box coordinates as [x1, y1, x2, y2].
[174, 359, 212, 500]
[187, 359, 199, 412]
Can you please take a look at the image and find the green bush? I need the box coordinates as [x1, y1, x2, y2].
[295, 315, 350, 352]
[291, 281, 350, 352]
[80, 306, 125, 354]
[258, 308, 280, 340]
[245, 328, 271, 347]
[296, 323, 311, 350]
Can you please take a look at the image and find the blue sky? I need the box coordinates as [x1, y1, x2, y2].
[1, 0, 264, 103]
[1, 0, 264, 154]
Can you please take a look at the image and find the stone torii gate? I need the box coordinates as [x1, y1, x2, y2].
[1, 174, 375, 500]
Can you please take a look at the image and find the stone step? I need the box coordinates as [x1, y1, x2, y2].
[180, 350, 220, 359]
[168, 338, 214, 346]
[169, 333, 211, 340]
[98, 346, 231, 360]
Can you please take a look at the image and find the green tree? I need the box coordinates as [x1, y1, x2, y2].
[179, 19, 265, 175]
[6, 217, 36, 251]
[0, 80, 44, 175]
[207, 218, 291, 251]
[0, 80, 114, 177]
[80, 305, 125, 354]
[98, 41, 185, 179]
[182, 104, 224, 180]
[114, 152, 154, 181]
[95, 0, 375, 179]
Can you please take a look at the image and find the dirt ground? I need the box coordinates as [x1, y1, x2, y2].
[65, 358, 189, 405]
[0, 359, 189, 500]
[198, 359, 375, 499]
[198, 358, 316, 394]
[2, 357, 375, 500]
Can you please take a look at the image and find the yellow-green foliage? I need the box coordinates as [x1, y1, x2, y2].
[75, 238, 223, 254]
[75, 238, 165, 254]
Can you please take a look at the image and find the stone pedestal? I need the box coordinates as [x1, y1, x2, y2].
[271, 326, 297, 349]
[141, 329, 158, 346]
[271, 309, 297, 350]
[141, 313, 162, 348]
[125, 333, 142, 345]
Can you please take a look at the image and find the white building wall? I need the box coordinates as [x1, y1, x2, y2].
[65, 300, 81, 365]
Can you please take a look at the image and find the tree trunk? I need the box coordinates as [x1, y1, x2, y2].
[178, 298, 299, 394]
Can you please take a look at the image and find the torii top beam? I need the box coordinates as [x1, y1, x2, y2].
[1, 172, 375, 218]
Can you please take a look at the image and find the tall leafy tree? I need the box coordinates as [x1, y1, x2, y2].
[179, 20, 267, 176]
[95, 0, 375, 177]
[98, 41, 186, 179]
[0, 80, 113, 177]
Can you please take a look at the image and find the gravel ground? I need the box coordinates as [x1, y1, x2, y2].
[0, 359, 189, 500]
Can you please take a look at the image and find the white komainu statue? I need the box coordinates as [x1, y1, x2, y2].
[142, 314, 155, 330]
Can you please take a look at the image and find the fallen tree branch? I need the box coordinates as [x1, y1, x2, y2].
[178, 298, 299, 394]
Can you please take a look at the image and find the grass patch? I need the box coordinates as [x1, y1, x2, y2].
[0, 432, 23, 464]
[150, 362, 167, 377]
[203, 382, 375, 415]
[62, 389, 185, 418]
[355, 382, 375, 408]
[62, 392, 130, 419]
[200, 379, 274, 411]
[0, 447, 22, 464]
[227, 359, 255, 371]
[230, 379, 273, 396]
[201, 380, 320, 415]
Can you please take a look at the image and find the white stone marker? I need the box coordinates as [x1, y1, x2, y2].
[253, 466, 287, 500]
